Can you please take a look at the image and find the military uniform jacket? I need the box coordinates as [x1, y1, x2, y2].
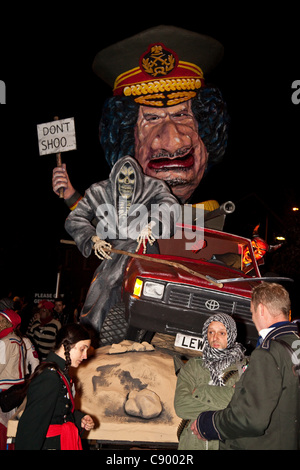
[15, 352, 85, 450]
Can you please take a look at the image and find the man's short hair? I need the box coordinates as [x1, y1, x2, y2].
[251, 282, 291, 319]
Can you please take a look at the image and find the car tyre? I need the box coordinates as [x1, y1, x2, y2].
[99, 302, 129, 346]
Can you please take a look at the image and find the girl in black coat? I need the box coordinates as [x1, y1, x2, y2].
[15, 324, 94, 450]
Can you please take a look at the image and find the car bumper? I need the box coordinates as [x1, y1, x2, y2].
[124, 291, 258, 349]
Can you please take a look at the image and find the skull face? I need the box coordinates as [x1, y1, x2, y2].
[117, 162, 136, 199]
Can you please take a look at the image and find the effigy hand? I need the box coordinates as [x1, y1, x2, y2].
[136, 221, 156, 254]
[52, 163, 75, 199]
[92, 236, 112, 260]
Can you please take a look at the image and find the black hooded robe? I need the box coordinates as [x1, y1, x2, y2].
[65, 156, 180, 334]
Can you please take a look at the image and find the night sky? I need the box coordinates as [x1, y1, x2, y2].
[1, 8, 300, 307]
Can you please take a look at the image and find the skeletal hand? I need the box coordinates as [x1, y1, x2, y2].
[136, 221, 156, 254]
[92, 236, 112, 260]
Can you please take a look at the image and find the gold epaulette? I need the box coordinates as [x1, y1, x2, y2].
[192, 200, 220, 212]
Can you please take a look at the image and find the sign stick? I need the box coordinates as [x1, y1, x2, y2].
[54, 116, 64, 199]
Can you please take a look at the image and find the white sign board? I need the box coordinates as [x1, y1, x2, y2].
[37, 117, 76, 155]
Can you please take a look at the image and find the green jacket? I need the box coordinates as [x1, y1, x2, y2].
[174, 355, 247, 450]
[198, 324, 300, 450]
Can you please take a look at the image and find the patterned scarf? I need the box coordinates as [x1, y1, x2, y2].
[202, 313, 245, 386]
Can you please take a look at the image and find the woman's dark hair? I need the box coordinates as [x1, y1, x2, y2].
[99, 85, 230, 170]
[54, 323, 91, 370]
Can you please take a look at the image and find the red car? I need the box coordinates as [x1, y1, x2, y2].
[122, 223, 265, 352]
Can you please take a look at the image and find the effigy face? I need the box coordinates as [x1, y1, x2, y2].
[134, 101, 208, 202]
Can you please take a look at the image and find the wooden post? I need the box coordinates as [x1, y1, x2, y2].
[55, 271, 61, 298]
[54, 116, 64, 199]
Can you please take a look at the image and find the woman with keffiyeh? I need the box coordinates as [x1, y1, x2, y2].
[174, 313, 247, 450]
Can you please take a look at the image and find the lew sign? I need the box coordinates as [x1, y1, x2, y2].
[174, 333, 205, 352]
[37, 117, 76, 156]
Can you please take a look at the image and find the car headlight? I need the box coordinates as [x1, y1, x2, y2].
[133, 278, 143, 297]
[143, 281, 165, 299]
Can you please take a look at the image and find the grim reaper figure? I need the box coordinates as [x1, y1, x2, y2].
[65, 156, 180, 337]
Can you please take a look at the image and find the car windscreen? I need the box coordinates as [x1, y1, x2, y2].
[157, 226, 249, 273]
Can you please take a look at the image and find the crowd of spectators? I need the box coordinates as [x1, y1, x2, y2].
[0, 292, 77, 449]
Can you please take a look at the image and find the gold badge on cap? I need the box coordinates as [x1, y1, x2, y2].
[141, 44, 176, 77]
[114, 43, 205, 107]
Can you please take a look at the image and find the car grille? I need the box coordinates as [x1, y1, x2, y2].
[166, 284, 251, 319]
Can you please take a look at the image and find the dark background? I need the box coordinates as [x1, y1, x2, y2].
[1, 6, 300, 312]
